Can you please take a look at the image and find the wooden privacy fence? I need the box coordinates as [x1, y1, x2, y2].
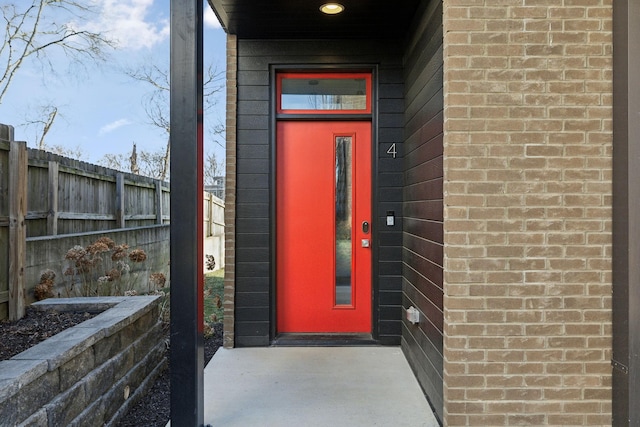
[2, 124, 173, 319]
[204, 191, 226, 271]
[26, 149, 170, 238]
[0, 125, 27, 321]
[0, 123, 224, 321]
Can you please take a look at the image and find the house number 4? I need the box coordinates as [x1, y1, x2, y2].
[387, 143, 397, 159]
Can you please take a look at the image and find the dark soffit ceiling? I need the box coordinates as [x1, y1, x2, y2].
[207, 0, 422, 40]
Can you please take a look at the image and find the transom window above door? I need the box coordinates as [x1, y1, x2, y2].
[277, 72, 371, 114]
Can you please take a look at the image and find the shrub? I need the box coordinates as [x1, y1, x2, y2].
[59, 237, 164, 297]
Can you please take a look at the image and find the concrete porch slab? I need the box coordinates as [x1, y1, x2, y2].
[202, 346, 440, 426]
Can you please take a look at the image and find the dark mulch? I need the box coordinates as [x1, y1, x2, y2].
[0, 307, 96, 361]
[1, 308, 223, 427]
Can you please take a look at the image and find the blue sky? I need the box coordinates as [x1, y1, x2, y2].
[0, 0, 226, 164]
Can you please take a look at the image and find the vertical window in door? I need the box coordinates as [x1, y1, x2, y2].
[335, 136, 352, 306]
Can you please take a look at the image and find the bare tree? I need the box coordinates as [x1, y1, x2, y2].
[126, 62, 224, 131]
[99, 144, 222, 184]
[43, 142, 85, 160]
[98, 152, 128, 171]
[98, 141, 168, 180]
[204, 150, 224, 187]
[0, 0, 115, 145]
[125, 63, 170, 133]
[124, 60, 225, 180]
[23, 104, 86, 159]
[23, 104, 58, 148]
[96, 59, 224, 180]
[139, 148, 171, 180]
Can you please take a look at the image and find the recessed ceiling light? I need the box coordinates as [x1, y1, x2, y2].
[320, 3, 345, 14]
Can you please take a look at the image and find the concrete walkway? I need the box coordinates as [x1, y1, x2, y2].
[202, 347, 440, 426]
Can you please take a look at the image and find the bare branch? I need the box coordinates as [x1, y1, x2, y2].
[98, 153, 128, 172]
[124, 63, 170, 92]
[120, 59, 224, 179]
[125, 59, 225, 134]
[38, 105, 56, 148]
[42, 143, 85, 160]
[22, 103, 60, 148]
[160, 138, 170, 181]
[0, 0, 115, 103]
[204, 151, 225, 187]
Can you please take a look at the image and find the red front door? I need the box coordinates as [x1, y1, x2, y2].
[276, 121, 372, 333]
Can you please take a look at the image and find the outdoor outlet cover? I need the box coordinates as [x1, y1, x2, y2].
[406, 306, 420, 324]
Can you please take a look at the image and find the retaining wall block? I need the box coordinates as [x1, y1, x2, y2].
[111, 342, 136, 382]
[133, 321, 164, 362]
[0, 370, 59, 426]
[0, 359, 48, 402]
[102, 341, 165, 423]
[17, 407, 47, 427]
[83, 358, 116, 403]
[11, 326, 103, 371]
[93, 331, 122, 366]
[45, 380, 87, 426]
[69, 399, 107, 427]
[59, 346, 95, 391]
[121, 310, 156, 349]
[0, 296, 163, 426]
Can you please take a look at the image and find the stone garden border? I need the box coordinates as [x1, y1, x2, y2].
[0, 296, 164, 426]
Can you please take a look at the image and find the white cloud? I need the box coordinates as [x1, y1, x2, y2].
[81, 0, 170, 50]
[99, 118, 133, 136]
[204, 6, 222, 29]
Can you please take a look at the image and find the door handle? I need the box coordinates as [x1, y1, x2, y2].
[362, 221, 369, 234]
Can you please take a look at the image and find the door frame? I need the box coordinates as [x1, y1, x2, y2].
[269, 65, 380, 342]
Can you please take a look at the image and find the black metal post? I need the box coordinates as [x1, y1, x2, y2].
[612, 1, 640, 425]
[170, 0, 205, 425]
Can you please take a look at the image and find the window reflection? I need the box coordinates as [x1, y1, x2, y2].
[335, 136, 352, 305]
[281, 78, 367, 110]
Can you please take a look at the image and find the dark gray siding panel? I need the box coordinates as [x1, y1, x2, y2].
[236, 188, 269, 204]
[235, 38, 405, 346]
[376, 63, 405, 345]
[235, 38, 271, 349]
[401, 0, 444, 422]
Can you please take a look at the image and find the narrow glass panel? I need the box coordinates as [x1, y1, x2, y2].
[335, 136, 352, 305]
[281, 78, 367, 110]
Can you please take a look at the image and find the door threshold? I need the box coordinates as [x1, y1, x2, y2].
[272, 333, 377, 347]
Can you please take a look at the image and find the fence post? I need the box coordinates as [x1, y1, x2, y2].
[47, 161, 59, 235]
[116, 173, 125, 228]
[156, 181, 164, 224]
[8, 140, 27, 321]
[207, 192, 213, 237]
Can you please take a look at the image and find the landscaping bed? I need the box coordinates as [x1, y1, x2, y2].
[0, 308, 97, 361]
[0, 296, 164, 426]
[0, 305, 222, 427]
[0, 271, 225, 426]
[117, 323, 223, 427]
[116, 270, 226, 426]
